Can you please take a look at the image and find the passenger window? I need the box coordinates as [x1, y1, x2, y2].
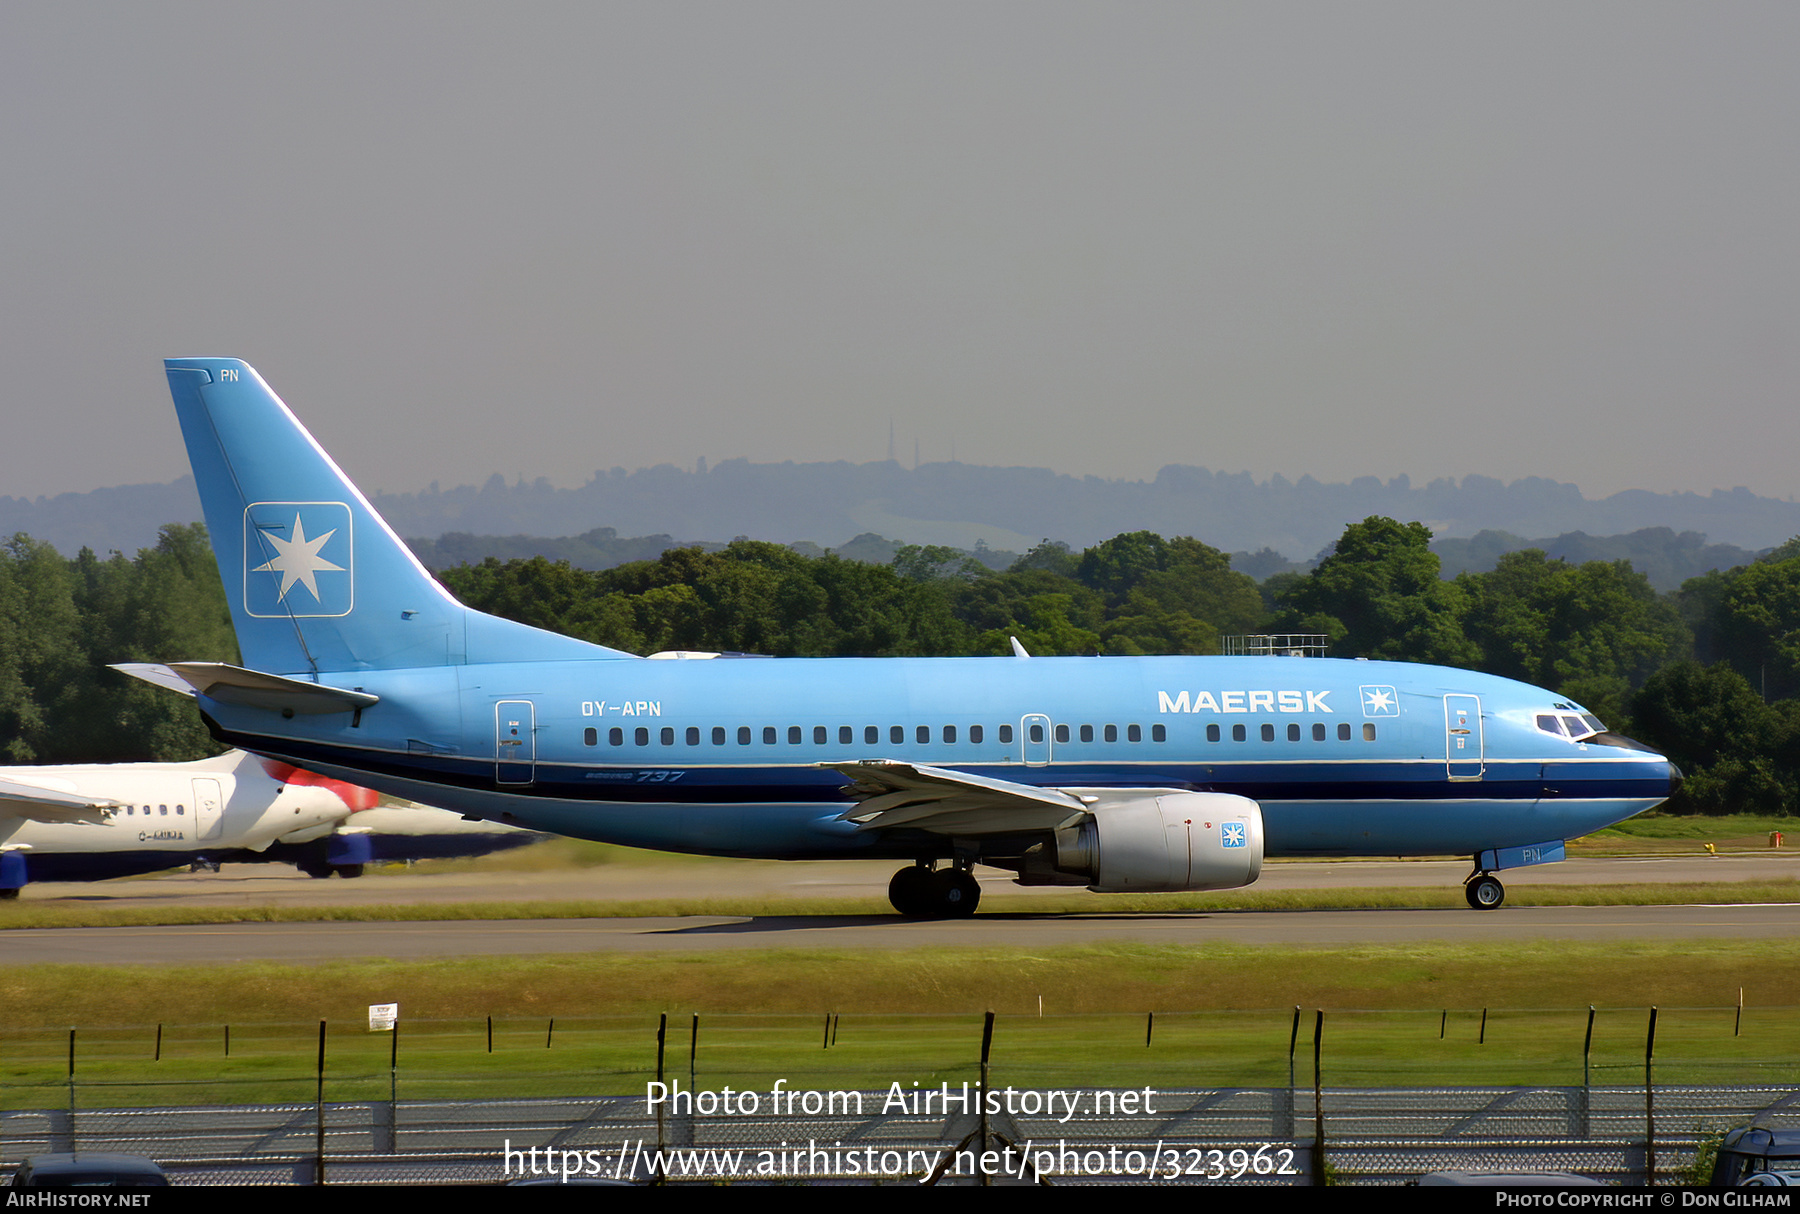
[1080, 724, 1094, 743]
[1338, 723, 1351, 741]
[1055, 724, 1070, 744]
[763, 727, 778, 745]
[584, 728, 597, 746]
[686, 727, 700, 746]
[969, 725, 984, 744]
[1260, 724, 1274, 742]
[660, 727, 674, 746]
[1128, 724, 1142, 743]
[635, 728, 649, 746]
[1287, 723, 1300, 742]
[1232, 724, 1246, 742]
[891, 726, 905, 745]
[712, 727, 726, 746]
[738, 726, 752, 745]
[1029, 723, 1044, 744]
[866, 725, 879, 745]
[1104, 724, 1118, 743]
[1363, 723, 1377, 741]
[609, 728, 623, 746]
[943, 725, 957, 743]
[788, 726, 802, 745]
[1206, 724, 1220, 743]
[1312, 723, 1325, 742]
[814, 726, 828, 745]
[1151, 724, 1166, 742]
[917, 725, 930, 744]
[839, 726, 853, 745]
[999, 724, 1014, 744]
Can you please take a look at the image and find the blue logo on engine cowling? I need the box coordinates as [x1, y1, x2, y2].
[1221, 822, 1247, 848]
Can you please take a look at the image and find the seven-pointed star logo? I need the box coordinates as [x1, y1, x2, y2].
[1221, 822, 1247, 848]
[1360, 685, 1399, 716]
[253, 513, 345, 604]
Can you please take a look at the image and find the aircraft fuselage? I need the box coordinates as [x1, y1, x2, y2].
[198, 653, 1672, 864]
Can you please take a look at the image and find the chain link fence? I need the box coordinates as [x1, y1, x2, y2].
[4, 1008, 1796, 1184]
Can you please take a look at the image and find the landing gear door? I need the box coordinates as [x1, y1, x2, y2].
[495, 700, 536, 785]
[1445, 694, 1483, 781]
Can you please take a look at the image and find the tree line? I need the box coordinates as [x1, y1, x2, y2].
[3, 517, 1796, 816]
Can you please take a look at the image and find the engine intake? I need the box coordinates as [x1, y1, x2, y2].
[1053, 792, 1264, 892]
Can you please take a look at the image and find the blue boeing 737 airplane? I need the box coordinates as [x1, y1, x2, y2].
[117, 359, 1678, 917]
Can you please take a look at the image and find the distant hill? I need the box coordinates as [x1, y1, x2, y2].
[5, 461, 1798, 567]
[1431, 528, 1766, 592]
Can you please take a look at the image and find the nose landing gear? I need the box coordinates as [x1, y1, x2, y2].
[888, 862, 981, 918]
[1464, 872, 1505, 910]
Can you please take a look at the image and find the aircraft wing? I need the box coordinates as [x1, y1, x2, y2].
[0, 779, 119, 826]
[824, 761, 1091, 836]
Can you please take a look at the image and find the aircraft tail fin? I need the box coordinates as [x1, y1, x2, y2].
[163, 359, 635, 675]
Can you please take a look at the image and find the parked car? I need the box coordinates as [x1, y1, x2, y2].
[1709, 1127, 1800, 1188]
[7, 1153, 169, 1187]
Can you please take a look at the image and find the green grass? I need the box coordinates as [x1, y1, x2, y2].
[1579, 811, 1799, 852]
[7, 942, 1799, 1108]
[7, 1001, 1798, 1108]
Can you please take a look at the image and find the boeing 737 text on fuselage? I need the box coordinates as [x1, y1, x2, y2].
[118, 360, 1678, 916]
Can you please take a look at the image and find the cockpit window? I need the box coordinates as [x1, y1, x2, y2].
[1538, 711, 1604, 742]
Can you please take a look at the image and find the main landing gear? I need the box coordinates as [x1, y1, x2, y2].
[888, 862, 981, 919]
[1464, 872, 1505, 910]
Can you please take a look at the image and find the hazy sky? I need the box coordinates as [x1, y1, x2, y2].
[3, 3, 1797, 504]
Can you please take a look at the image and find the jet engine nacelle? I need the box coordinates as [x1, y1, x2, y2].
[1054, 792, 1264, 892]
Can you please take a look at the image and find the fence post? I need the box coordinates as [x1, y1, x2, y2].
[978, 1011, 995, 1188]
[66, 1028, 75, 1123]
[654, 1012, 667, 1176]
[1311, 1011, 1325, 1187]
[1280, 1007, 1299, 1139]
[1645, 1007, 1658, 1185]
[315, 1020, 327, 1186]
[689, 1014, 699, 1090]
[1287, 1006, 1300, 1089]
[1581, 1006, 1595, 1138]
[1145, 1011, 1154, 1047]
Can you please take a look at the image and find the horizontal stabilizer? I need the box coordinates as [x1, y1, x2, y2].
[111, 662, 379, 716]
[825, 761, 1089, 836]
[0, 779, 119, 826]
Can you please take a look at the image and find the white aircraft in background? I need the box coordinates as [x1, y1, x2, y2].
[0, 750, 542, 896]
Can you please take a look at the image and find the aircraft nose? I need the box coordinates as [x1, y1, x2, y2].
[1667, 761, 1684, 797]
